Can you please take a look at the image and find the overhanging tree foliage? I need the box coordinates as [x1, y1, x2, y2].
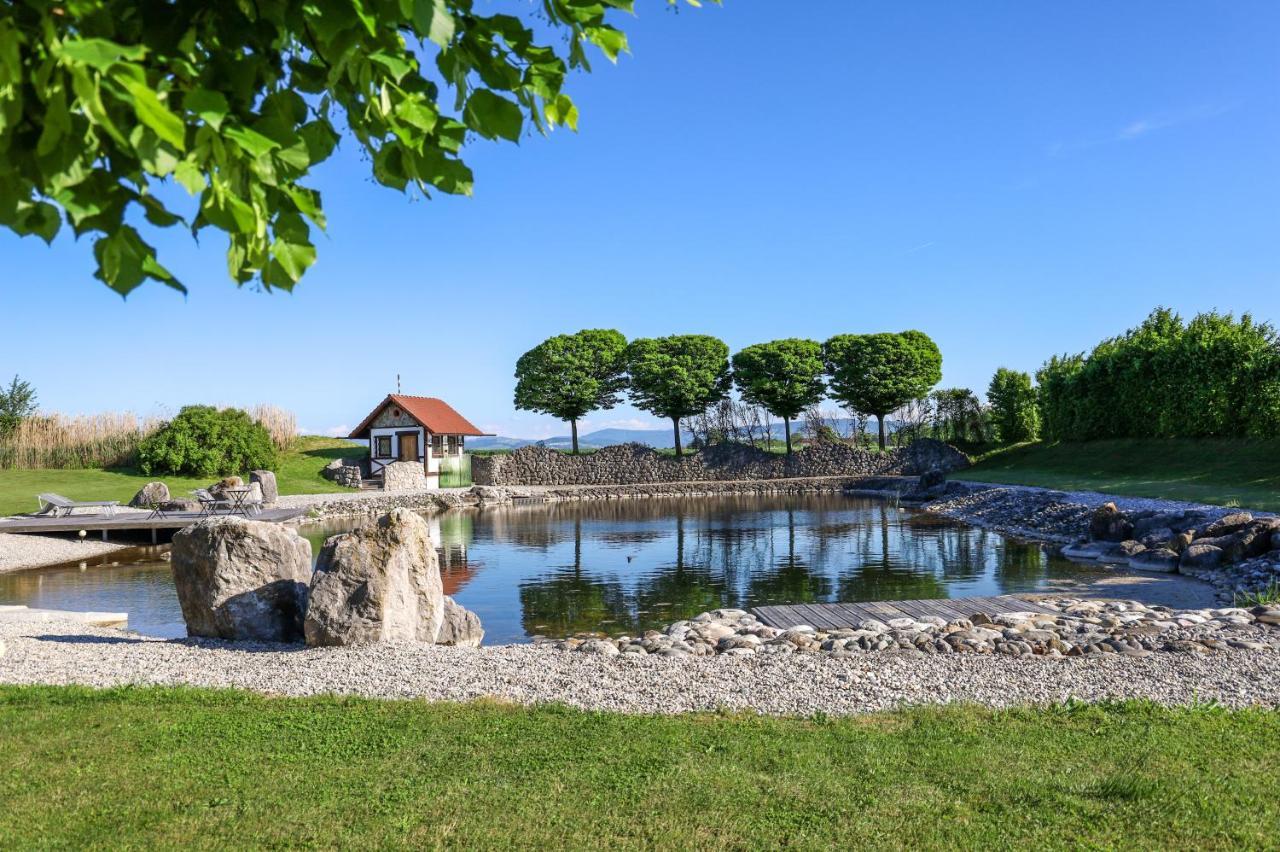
[626, 334, 731, 456]
[730, 338, 826, 454]
[0, 0, 705, 295]
[513, 328, 628, 454]
[824, 331, 943, 449]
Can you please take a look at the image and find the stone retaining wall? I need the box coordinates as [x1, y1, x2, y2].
[471, 439, 967, 487]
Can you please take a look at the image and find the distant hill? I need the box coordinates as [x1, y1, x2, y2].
[468, 419, 881, 451]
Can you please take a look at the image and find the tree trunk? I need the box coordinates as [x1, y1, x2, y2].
[672, 417, 683, 457]
[784, 417, 792, 455]
[877, 414, 887, 450]
[570, 419, 579, 455]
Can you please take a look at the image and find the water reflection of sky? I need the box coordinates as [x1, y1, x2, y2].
[0, 494, 1089, 644]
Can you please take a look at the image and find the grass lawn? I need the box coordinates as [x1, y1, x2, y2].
[0, 436, 365, 517]
[957, 439, 1280, 512]
[0, 688, 1277, 848]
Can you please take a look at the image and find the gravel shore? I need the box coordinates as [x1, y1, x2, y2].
[3, 620, 1278, 714]
[0, 532, 129, 573]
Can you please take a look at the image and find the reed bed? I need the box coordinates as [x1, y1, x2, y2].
[0, 404, 298, 469]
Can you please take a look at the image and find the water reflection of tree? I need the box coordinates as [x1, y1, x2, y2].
[837, 504, 948, 602]
[744, 510, 833, 607]
[517, 519, 634, 636]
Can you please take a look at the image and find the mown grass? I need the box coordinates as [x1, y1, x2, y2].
[0, 436, 365, 517]
[956, 438, 1280, 511]
[0, 687, 1277, 849]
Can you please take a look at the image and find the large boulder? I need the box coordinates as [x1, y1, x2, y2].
[250, 470, 279, 504]
[382, 460, 427, 491]
[1089, 502, 1133, 542]
[437, 596, 484, 647]
[304, 509, 445, 646]
[128, 481, 170, 508]
[1129, 548, 1180, 573]
[170, 517, 312, 641]
[1179, 543, 1224, 572]
[1196, 512, 1253, 539]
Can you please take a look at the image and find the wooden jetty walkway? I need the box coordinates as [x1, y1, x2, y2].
[753, 595, 1057, 630]
[0, 508, 308, 543]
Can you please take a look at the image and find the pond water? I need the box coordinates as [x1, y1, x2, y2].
[0, 494, 1097, 644]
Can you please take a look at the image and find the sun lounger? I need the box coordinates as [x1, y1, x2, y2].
[36, 493, 119, 518]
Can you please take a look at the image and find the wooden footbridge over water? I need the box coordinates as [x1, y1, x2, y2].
[0, 508, 308, 544]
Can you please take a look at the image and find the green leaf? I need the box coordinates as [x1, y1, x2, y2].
[18, 202, 61, 244]
[58, 38, 147, 71]
[369, 51, 414, 83]
[464, 90, 523, 142]
[115, 75, 187, 150]
[173, 160, 207, 195]
[544, 94, 579, 131]
[395, 98, 437, 133]
[270, 236, 316, 282]
[299, 122, 340, 164]
[185, 88, 229, 129]
[585, 26, 629, 62]
[224, 126, 281, 158]
[93, 226, 184, 296]
[411, 0, 456, 47]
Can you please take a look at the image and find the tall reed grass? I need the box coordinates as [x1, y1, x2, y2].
[0, 404, 298, 469]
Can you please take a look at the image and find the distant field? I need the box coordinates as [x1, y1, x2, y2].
[1, 687, 1277, 848]
[0, 436, 363, 517]
[957, 439, 1280, 511]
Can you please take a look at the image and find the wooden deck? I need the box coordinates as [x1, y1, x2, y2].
[753, 595, 1057, 630]
[0, 508, 308, 542]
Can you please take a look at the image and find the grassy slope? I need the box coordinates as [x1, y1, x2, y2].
[957, 439, 1280, 512]
[0, 436, 366, 517]
[0, 688, 1276, 848]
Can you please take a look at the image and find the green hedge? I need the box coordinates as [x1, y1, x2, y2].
[1037, 308, 1280, 441]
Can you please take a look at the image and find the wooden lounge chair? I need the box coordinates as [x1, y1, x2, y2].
[36, 493, 119, 518]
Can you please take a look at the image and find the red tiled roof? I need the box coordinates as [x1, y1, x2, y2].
[348, 394, 488, 439]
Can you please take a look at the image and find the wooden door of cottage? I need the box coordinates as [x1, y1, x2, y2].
[397, 432, 419, 462]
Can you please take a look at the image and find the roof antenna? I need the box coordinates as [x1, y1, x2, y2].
[396, 373, 401, 394]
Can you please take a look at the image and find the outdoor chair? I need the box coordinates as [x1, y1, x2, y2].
[35, 493, 119, 518]
[192, 488, 234, 516]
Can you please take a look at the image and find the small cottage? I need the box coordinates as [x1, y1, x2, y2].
[348, 394, 488, 481]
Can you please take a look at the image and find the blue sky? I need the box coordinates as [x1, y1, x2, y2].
[2, 2, 1277, 438]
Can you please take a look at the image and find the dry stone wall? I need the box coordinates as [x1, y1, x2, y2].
[471, 439, 967, 487]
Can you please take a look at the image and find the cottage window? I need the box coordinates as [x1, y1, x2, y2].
[447, 435, 460, 455]
[432, 434, 444, 456]
[374, 435, 392, 458]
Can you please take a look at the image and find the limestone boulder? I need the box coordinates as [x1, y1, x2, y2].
[1129, 548, 1180, 573]
[170, 517, 312, 641]
[382, 460, 427, 491]
[436, 596, 485, 647]
[128, 481, 170, 508]
[1089, 503, 1133, 542]
[304, 508, 444, 646]
[1179, 543, 1224, 571]
[250, 470, 279, 504]
[1196, 512, 1253, 539]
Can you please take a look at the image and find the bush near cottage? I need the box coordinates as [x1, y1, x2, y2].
[136, 405, 277, 477]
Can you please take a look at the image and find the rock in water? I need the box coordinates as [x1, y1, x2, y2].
[1180, 543, 1224, 571]
[304, 509, 444, 646]
[170, 517, 312, 641]
[1129, 548, 1180, 573]
[436, 596, 485, 647]
[128, 481, 170, 508]
[250, 470, 279, 504]
[1089, 502, 1133, 542]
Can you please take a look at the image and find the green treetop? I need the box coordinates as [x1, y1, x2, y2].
[823, 330, 943, 449]
[986, 367, 1040, 444]
[730, 338, 826, 454]
[0, 0, 705, 296]
[513, 329, 629, 454]
[626, 334, 731, 456]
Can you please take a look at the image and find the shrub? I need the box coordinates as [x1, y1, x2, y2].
[987, 368, 1039, 443]
[136, 405, 277, 476]
[1036, 309, 1280, 441]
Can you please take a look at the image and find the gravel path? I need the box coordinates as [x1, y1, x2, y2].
[951, 480, 1271, 517]
[3, 620, 1278, 714]
[0, 532, 129, 573]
